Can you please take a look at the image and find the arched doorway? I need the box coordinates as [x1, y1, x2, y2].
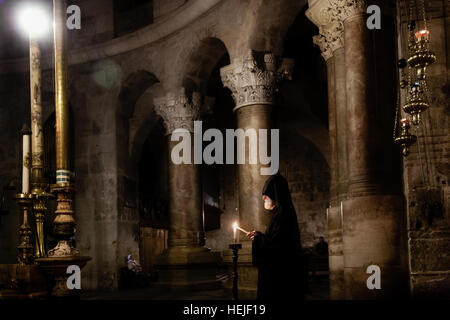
[116, 70, 163, 277]
[137, 118, 169, 275]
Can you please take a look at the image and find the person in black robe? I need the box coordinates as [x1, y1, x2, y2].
[247, 172, 308, 300]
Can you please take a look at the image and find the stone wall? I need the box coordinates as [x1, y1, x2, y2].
[400, 2, 450, 298]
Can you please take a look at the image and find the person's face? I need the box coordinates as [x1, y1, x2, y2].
[262, 195, 276, 210]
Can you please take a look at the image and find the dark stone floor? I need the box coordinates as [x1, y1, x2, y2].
[81, 277, 330, 300]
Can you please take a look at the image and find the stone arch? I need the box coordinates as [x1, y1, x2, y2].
[129, 103, 164, 172]
[239, 0, 308, 56]
[181, 37, 230, 95]
[277, 3, 329, 165]
[118, 70, 159, 118]
[115, 71, 165, 273]
[127, 81, 165, 171]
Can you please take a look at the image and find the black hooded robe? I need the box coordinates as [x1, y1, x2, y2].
[252, 173, 308, 301]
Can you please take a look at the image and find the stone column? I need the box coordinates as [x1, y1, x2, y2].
[313, 33, 338, 206]
[337, 0, 408, 299]
[334, 44, 348, 204]
[153, 88, 219, 289]
[308, 1, 347, 298]
[220, 50, 294, 295]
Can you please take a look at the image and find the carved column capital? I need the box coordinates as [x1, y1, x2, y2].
[326, 23, 345, 52]
[313, 34, 333, 61]
[335, 0, 367, 22]
[314, 22, 344, 61]
[154, 88, 214, 135]
[220, 50, 294, 111]
[307, 0, 345, 61]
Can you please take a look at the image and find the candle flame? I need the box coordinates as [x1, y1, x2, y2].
[233, 221, 249, 234]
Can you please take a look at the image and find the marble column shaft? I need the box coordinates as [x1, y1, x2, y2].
[331, 46, 347, 300]
[154, 89, 205, 249]
[311, 8, 348, 298]
[153, 89, 219, 290]
[333, 47, 348, 202]
[234, 106, 274, 233]
[220, 50, 294, 235]
[339, 0, 408, 299]
[327, 56, 338, 206]
[309, 0, 406, 299]
[344, 11, 379, 197]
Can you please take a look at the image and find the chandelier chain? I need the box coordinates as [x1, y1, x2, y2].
[393, 87, 400, 140]
[421, 0, 428, 32]
[414, 126, 428, 187]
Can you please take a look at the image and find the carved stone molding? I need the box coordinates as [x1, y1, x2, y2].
[154, 88, 214, 135]
[220, 50, 294, 111]
[48, 240, 80, 257]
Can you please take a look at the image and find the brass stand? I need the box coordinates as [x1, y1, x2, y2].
[35, 184, 91, 298]
[31, 191, 54, 258]
[48, 184, 78, 256]
[14, 193, 35, 265]
[34, 0, 90, 299]
[229, 243, 242, 300]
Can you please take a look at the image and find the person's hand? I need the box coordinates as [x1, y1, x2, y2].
[247, 231, 259, 240]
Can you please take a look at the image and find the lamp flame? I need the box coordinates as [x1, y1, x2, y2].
[415, 29, 430, 39]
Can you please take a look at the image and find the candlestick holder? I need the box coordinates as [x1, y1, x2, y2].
[14, 193, 36, 265]
[229, 243, 242, 300]
[32, 190, 54, 258]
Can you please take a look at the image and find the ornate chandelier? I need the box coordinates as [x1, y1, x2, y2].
[395, 0, 436, 156]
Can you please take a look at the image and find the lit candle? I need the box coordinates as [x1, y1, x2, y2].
[415, 29, 430, 40]
[233, 222, 237, 243]
[400, 118, 410, 125]
[236, 225, 249, 235]
[21, 125, 31, 194]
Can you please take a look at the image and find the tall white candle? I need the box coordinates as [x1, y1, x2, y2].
[233, 222, 237, 243]
[22, 126, 31, 194]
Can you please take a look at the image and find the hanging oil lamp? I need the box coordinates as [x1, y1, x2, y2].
[407, 29, 436, 80]
[395, 118, 417, 157]
[403, 82, 429, 126]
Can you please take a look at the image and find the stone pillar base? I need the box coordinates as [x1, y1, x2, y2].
[328, 205, 345, 300]
[329, 255, 344, 299]
[342, 195, 409, 299]
[153, 247, 223, 291]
